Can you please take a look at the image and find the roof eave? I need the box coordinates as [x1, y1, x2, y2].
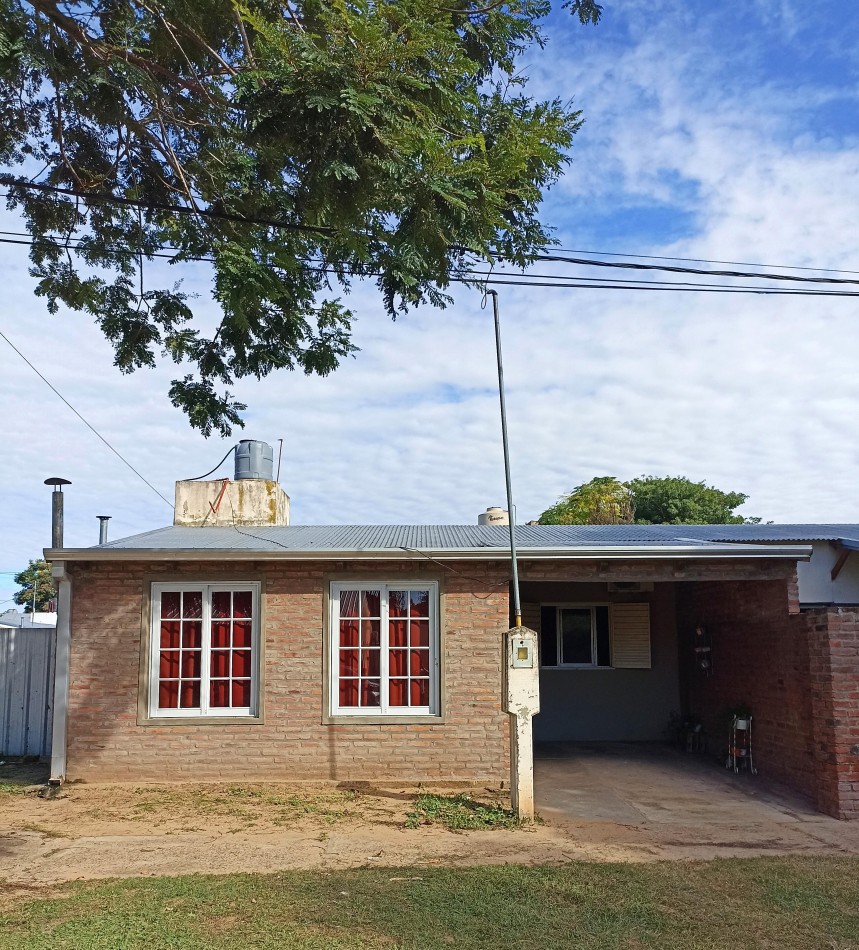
[43, 543, 813, 562]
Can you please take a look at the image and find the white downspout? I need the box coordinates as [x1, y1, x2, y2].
[49, 560, 71, 784]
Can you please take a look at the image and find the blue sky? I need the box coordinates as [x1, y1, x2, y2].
[2, 0, 859, 606]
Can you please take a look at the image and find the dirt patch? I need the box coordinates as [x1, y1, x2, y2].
[2, 758, 859, 898]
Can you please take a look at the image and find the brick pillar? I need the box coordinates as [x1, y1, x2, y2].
[808, 608, 859, 819]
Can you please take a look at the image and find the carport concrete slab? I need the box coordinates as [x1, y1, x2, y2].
[534, 742, 859, 860]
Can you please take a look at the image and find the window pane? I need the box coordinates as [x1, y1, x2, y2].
[160, 651, 179, 678]
[232, 680, 251, 707]
[409, 590, 430, 617]
[389, 678, 408, 706]
[233, 591, 253, 618]
[181, 650, 201, 678]
[232, 650, 252, 677]
[340, 619, 359, 647]
[411, 679, 429, 706]
[233, 620, 252, 648]
[180, 680, 200, 708]
[361, 620, 380, 647]
[211, 591, 231, 619]
[210, 679, 229, 707]
[389, 620, 408, 647]
[409, 620, 429, 647]
[183, 591, 202, 619]
[361, 590, 380, 617]
[389, 649, 407, 676]
[182, 620, 202, 648]
[211, 650, 230, 678]
[339, 678, 359, 707]
[388, 590, 408, 617]
[161, 592, 181, 619]
[340, 590, 359, 618]
[410, 649, 429, 676]
[160, 621, 180, 649]
[360, 679, 381, 707]
[339, 649, 359, 676]
[361, 649, 380, 677]
[211, 621, 231, 648]
[561, 609, 593, 664]
[159, 680, 179, 708]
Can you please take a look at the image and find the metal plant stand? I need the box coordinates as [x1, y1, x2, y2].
[726, 715, 757, 774]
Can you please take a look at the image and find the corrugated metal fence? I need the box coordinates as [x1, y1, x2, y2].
[0, 627, 56, 757]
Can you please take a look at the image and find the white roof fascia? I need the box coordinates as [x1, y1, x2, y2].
[43, 543, 813, 562]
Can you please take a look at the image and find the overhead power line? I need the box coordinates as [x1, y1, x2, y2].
[0, 329, 174, 510]
[2, 229, 859, 298]
[551, 246, 859, 277]
[5, 178, 859, 288]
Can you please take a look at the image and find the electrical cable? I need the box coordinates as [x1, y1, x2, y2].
[5, 178, 859, 287]
[550, 246, 859, 277]
[0, 328, 174, 509]
[188, 445, 235, 480]
[3, 230, 859, 297]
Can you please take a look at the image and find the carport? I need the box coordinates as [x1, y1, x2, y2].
[533, 742, 859, 858]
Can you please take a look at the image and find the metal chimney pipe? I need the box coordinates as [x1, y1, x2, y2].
[44, 477, 71, 549]
[97, 515, 111, 545]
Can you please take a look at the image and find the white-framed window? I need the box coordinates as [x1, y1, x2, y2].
[149, 582, 261, 718]
[539, 602, 652, 670]
[329, 581, 440, 717]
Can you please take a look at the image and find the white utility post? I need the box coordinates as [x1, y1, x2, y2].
[504, 626, 540, 819]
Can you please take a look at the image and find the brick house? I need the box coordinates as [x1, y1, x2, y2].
[45, 473, 859, 820]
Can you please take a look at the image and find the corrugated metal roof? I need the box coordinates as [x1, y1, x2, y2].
[78, 522, 848, 553]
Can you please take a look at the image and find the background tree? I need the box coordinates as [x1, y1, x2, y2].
[538, 475, 759, 525]
[538, 476, 634, 525]
[0, 0, 602, 435]
[626, 475, 759, 525]
[13, 559, 57, 612]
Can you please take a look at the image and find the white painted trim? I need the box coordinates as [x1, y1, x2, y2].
[148, 582, 261, 719]
[44, 543, 814, 562]
[329, 581, 440, 718]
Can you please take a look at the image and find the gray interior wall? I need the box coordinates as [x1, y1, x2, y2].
[524, 581, 680, 742]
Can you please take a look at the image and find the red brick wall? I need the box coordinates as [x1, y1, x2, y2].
[806, 607, 859, 819]
[676, 578, 816, 799]
[65, 560, 511, 783]
[676, 579, 859, 819]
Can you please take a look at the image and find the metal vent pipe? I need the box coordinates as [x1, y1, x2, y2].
[97, 515, 111, 545]
[44, 477, 71, 549]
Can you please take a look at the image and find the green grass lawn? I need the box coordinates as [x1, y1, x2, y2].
[2, 857, 858, 949]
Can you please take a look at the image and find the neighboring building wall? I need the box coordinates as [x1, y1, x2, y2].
[796, 543, 859, 605]
[64, 560, 510, 783]
[805, 607, 859, 820]
[521, 581, 680, 742]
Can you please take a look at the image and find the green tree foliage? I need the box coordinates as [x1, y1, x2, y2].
[538, 475, 759, 525]
[626, 475, 759, 525]
[538, 476, 634, 525]
[0, 0, 602, 435]
[13, 558, 57, 612]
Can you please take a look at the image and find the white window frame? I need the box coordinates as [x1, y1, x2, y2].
[544, 603, 611, 669]
[149, 582, 261, 719]
[329, 581, 440, 717]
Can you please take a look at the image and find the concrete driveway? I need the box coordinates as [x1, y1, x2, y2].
[534, 742, 859, 860]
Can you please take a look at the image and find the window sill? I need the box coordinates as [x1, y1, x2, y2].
[138, 715, 265, 726]
[322, 714, 445, 726]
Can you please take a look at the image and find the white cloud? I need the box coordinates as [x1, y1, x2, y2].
[2, 0, 859, 605]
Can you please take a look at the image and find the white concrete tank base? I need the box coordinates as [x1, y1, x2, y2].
[478, 507, 509, 526]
